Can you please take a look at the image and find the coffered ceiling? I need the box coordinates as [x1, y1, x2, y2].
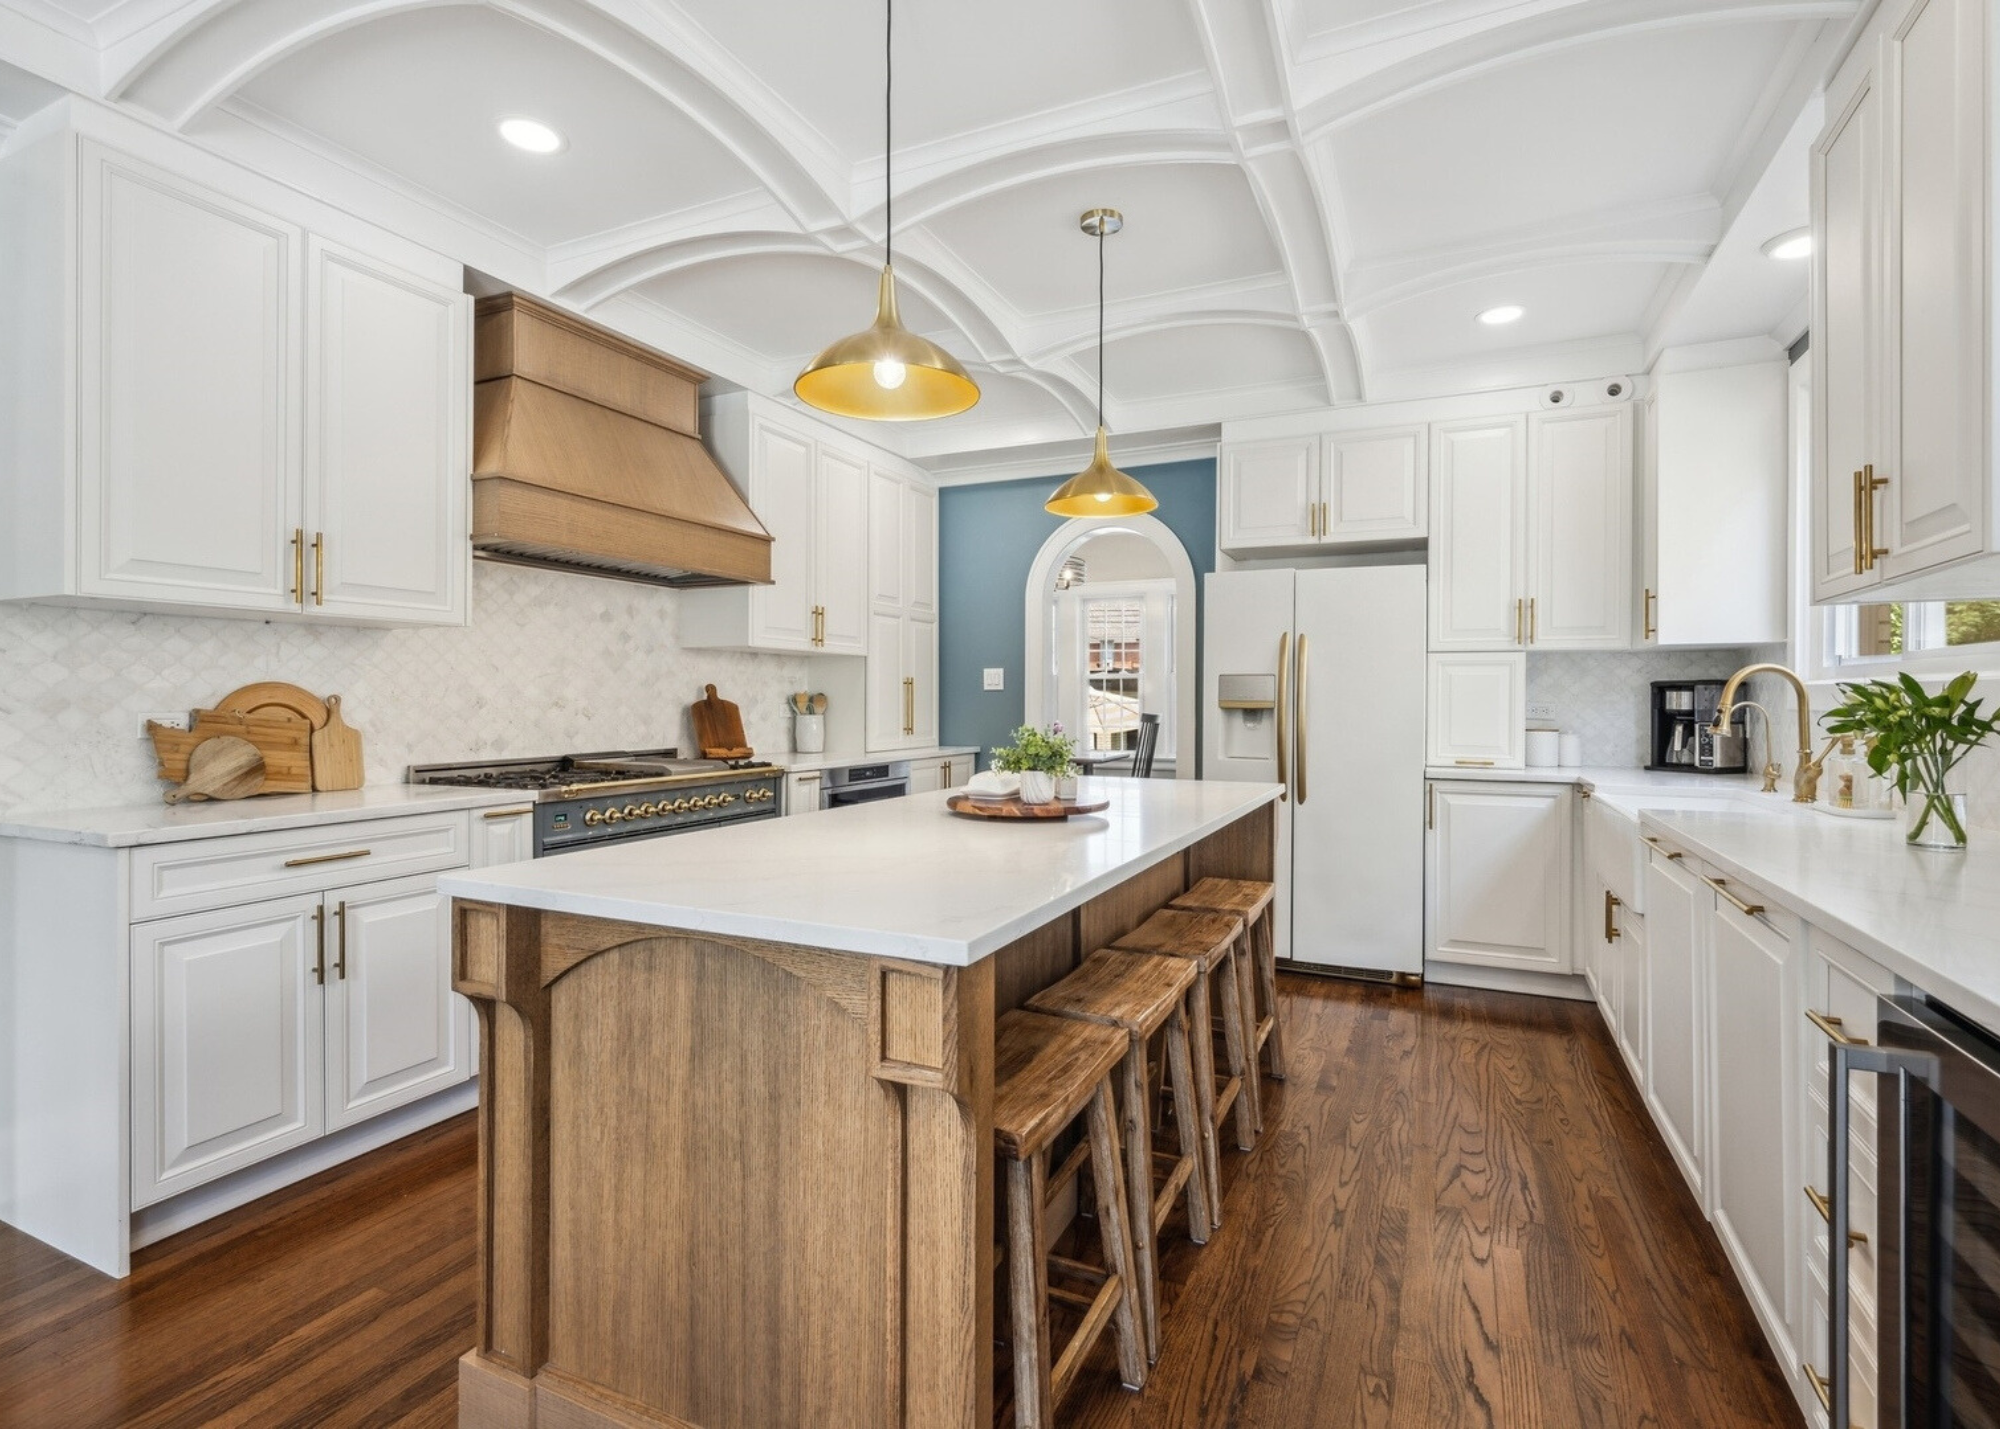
[0, 0, 1854, 469]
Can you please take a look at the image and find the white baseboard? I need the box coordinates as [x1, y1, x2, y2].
[1422, 962, 1596, 1002]
[130, 1079, 479, 1252]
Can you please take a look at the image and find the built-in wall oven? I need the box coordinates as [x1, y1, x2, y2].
[820, 761, 910, 810]
[1823, 993, 2000, 1426]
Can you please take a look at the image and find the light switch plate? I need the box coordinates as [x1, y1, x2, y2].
[1526, 703, 1557, 723]
[983, 668, 1005, 691]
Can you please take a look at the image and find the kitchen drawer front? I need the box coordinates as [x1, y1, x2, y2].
[132, 813, 471, 921]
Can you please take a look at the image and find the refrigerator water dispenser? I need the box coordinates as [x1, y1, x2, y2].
[1217, 673, 1277, 760]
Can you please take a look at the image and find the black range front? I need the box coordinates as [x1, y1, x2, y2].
[537, 772, 782, 855]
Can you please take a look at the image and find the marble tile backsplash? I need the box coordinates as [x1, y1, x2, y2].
[0, 562, 808, 813]
[1527, 647, 1760, 769]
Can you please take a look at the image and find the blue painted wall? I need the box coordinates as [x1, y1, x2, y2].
[938, 458, 1216, 770]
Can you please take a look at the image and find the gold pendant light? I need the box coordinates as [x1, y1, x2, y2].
[1045, 208, 1157, 517]
[795, 0, 979, 421]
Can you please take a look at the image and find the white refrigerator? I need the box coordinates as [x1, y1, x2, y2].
[1202, 565, 1427, 979]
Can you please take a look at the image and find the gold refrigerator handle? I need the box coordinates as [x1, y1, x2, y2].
[1274, 632, 1290, 802]
[1293, 633, 1309, 805]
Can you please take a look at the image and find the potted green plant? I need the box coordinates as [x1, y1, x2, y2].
[992, 722, 1077, 805]
[1823, 672, 1999, 851]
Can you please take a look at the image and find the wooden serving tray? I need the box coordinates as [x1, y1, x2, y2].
[945, 794, 1110, 821]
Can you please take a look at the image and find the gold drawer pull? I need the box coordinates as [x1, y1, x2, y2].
[1804, 1185, 1869, 1245]
[283, 848, 372, 868]
[1604, 889, 1621, 943]
[1642, 835, 1684, 860]
[1807, 1008, 1870, 1048]
[482, 806, 534, 820]
[1453, 758, 1496, 767]
[1705, 876, 1764, 917]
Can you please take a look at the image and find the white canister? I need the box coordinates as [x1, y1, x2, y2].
[1525, 729, 1560, 768]
[793, 713, 825, 754]
[1558, 733, 1583, 768]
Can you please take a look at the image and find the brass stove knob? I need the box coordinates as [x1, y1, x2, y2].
[718, 793, 737, 806]
[622, 804, 641, 820]
[584, 809, 604, 826]
[639, 802, 659, 817]
[671, 798, 689, 813]
[602, 807, 622, 824]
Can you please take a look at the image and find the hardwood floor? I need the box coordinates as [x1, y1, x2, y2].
[0, 979, 1800, 1428]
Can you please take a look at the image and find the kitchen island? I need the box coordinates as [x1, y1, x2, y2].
[438, 778, 1279, 1429]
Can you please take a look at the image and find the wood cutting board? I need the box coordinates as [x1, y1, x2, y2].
[149, 710, 313, 795]
[689, 684, 752, 760]
[213, 682, 329, 730]
[311, 694, 364, 791]
[945, 794, 1110, 821]
[163, 737, 266, 804]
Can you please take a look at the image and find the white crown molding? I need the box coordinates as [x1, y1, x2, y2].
[0, 3, 100, 91]
[1649, 335, 1788, 372]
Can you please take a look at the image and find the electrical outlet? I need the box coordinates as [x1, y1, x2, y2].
[1526, 703, 1557, 724]
[140, 711, 189, 739]
[983, 668, 1005, 691]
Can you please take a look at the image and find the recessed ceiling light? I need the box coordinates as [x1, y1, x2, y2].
[1478, 305, 1525, 326]
[498, 117, 565, 155]
[1762, 227, 1812, 261]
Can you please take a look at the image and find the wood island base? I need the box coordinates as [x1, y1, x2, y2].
[450, 802, 1272, 1429]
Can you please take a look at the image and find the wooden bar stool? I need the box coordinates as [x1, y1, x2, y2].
[1026, 948, 1210, 1363]
[1109, 908, 1255, 1213]
[993, 1009, 1147, 1427]
[1173, 877, 1286, 1082]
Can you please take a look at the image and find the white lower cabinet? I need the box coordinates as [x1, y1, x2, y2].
[133, 864, 469, 1205]
[131, 895, 325, 1204]
[1707, 895, 1799, 1365]
[1643, 844, 1708, 1201]
[1616, 906, 1647, 1083]
[471, 805, 535, 866]
[1424, 781, 1570, 973]
[785, 769, 824, 815]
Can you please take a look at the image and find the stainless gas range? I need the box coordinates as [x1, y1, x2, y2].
[408, 748, 783, 856]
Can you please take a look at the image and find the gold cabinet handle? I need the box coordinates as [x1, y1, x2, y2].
[1804, 1185, 1869, 1245]
[1804, 1364, 1831, 1413]
[1307, 501, 1316, 538]
[1643, 587, 1657, 641]
[1863, 463, 1888, 570]
[1852, 469, 1866, 576]
[334, 899, 348, 980]
[291, 528, 306, 606]
[1807, 1008, 1870, 1048]
[1453, 758, 1495, 767]
[312, 532, 325, 607]
[1642, 835, 1684, 860]
[1528, 596, 1536, 644]
[1274, 631, 1290, 801]
[1604, 889, 1621, 942]
[283, 848, 372, 868]
[1293, 632, 1309, 805]
[482, 805, 534, 820]
[1705, 875, 1764, 917]
[1515, 597, 1524, 645]
[1425, 782, 1435, 830]
[311, 905, 325, 986]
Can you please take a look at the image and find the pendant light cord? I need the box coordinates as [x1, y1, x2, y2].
[884, 0, 893, 271]
[1097, 223, 1106, 430]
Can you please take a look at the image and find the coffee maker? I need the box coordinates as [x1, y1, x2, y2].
[1647, 680, 1748, 774]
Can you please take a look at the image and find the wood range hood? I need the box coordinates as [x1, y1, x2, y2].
[471, 293, 772, 588]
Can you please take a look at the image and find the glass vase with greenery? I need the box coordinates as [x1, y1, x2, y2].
[992, 723, 1077, 804]
[1823, 672, 1998, 849]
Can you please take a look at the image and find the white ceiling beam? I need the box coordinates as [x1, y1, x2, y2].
[1295, 0, 1860, 139]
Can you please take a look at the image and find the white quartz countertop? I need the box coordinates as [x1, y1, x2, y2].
[777, 746, 981, 774]
[439, 777, 1281, 967]
[0, 784, 533, 847]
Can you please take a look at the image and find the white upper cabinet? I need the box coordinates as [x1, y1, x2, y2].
[1219, 437, 1317, 550]
[1219, 426, 1426, 552]
[1528, 406, 1630, 649]
[865, 463, 942, 751]
[1643, 365, 1789, 646]
[684, 394, 911, 656]
[0, 123, 471, 626]
[78, 145, 301, 613]
[1426, 652, 1526, 769]
[305, 239, 469, 622]
[812, 444, 869, 654]
[1811, 0, 1999, 602]
[1428, 417, 1529, 649]
[1323, 426, 1426, 544]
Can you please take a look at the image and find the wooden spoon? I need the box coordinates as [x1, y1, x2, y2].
[164, 736, 266, 803]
